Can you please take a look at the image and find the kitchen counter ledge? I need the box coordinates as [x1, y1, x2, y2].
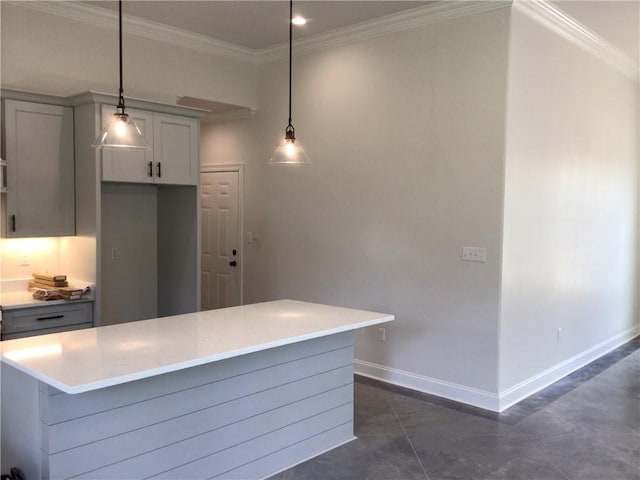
[0, 278, 94, 310]
[1, 299, 393, 394]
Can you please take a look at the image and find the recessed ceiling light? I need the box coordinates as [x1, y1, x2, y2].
[292, 15, 307, 25]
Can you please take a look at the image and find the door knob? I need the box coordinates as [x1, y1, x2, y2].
[229, 260, 237, 267]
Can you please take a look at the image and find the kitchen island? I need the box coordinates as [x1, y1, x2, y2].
[1, 300, 393, 479]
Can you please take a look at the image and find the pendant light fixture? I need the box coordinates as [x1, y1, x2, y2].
[92, 0, 150, 150]
[270, 0, 310, 165]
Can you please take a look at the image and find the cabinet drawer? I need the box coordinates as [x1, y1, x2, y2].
[2, 302, 93, 338]
[1, 322, 93, 341]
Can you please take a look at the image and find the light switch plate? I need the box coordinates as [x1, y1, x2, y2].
[462, 246, 486, 262]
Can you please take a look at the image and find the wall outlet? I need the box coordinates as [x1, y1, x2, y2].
[20, 255, 29, 266]
[377, 327, 386, 342]
[462, 246, 487, 262]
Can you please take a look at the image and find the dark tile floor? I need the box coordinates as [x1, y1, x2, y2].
[272, 337, 639, 480]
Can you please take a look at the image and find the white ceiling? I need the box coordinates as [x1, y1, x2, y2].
[84, 1, 432, 50]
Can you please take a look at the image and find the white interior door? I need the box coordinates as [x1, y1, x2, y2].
[201, 170, 241, 310]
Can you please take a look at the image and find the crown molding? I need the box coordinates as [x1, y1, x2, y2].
[11, 1, 258, 64]
[69, 91, 209, 118]
[13, 0, 636, 81]
[1, 89, 71, 107]
[257, 1, 512, 64]
[514, 0, 639, 81]
[12, 1, 510, 66]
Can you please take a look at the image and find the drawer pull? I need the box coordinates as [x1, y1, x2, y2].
[37, 315, 65, 321]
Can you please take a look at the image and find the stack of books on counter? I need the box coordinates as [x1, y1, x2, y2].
[28, 272, 85, 301]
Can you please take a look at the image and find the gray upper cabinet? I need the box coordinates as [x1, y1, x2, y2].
[101, 106, 198, 186]
[70, 91, 205, 327]
[100, 105, 154, 183]
[2, 99, 75, 237]
[153, 114, 199, 186]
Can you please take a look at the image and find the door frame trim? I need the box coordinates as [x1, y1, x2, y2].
[200, 163, 245, 307]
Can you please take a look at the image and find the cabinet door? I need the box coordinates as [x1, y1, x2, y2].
[100, 105, 154, 183]
[3, 100, 75, 237]
[153, 114, 199, 185]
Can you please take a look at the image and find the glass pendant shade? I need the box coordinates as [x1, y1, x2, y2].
[92, 112, 150, 149]
[270, 135, 310, 165]
[91, 0, 149, 150]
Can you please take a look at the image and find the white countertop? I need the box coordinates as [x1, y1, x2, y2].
[0, 290, 93, 309]
[0, 278, 94, 309]
[0, 300, 393, 394]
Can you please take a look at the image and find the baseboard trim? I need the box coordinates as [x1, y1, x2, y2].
[354, 359, 501, 412]
[355, 326, 639, 413]
[497, 326, 640, 411]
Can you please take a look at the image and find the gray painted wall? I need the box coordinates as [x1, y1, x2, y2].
[499, 1, 639, 392]
[200, 2, 639, 407]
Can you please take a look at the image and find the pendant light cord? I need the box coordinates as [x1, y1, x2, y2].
[283, 0, 296, 140]
[117, 0, 126, 113]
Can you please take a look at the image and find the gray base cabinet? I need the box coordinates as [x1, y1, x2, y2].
[1, 302, 93, 340]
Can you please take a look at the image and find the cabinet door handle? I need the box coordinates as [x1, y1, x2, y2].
[156, 162, 162, 178]
[37, 314, 65, 321]
[10, 214, 15, 232]
[148, 161, 153, 177]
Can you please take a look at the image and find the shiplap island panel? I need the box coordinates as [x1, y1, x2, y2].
[1, 300, 393, 479]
